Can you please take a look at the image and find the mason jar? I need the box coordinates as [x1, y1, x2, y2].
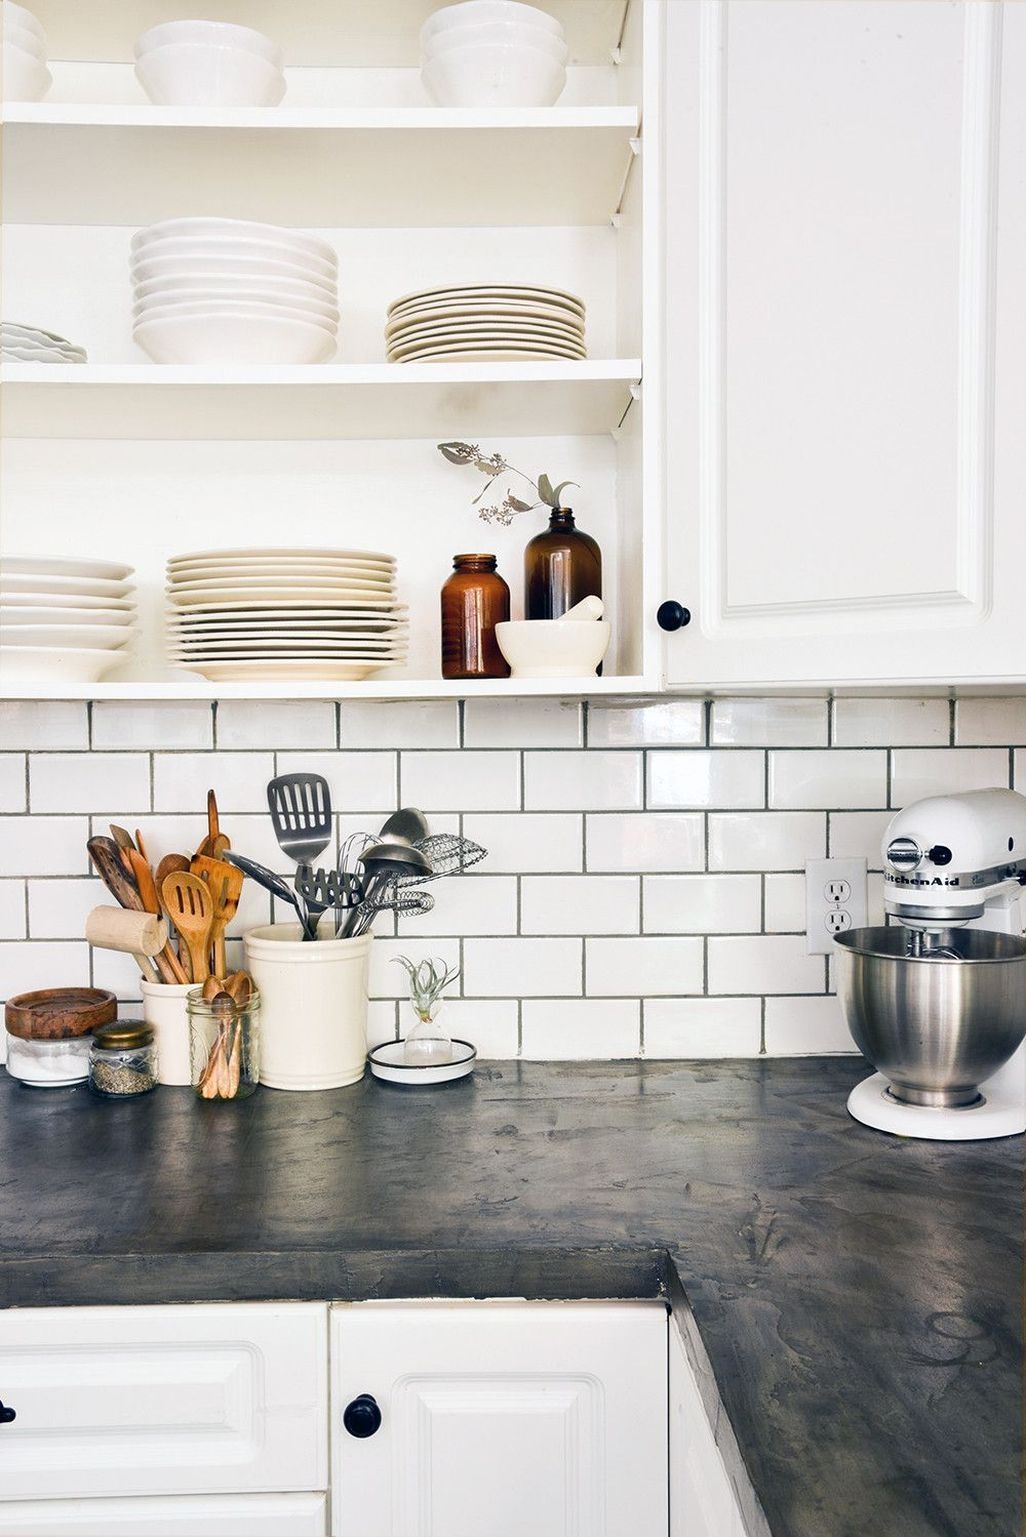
[187, 986, 260, 1100]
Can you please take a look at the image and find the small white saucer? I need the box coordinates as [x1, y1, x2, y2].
[368, 1039, 476, 1086]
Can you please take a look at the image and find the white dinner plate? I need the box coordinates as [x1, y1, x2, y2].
[167, 598, 407, 613]
[385, 301, 585, 337]
[168, 563, 396, 582]
[395, 344, 586, 363]
[390, 334, 585, 361]
[0, 556, 134, 581]
[388, 283, 584, 315]
[169, 574, 394, 593]
[170, 586, 400, 606]
[386, 313, 585, 345]
[0, 605, 135, 626]
[0, 590, 136, 611]
[168, 554, 396, 573]
[2, 322, 79, 346]
[0, 624, 132, 648]
[168, 545, 395, 565]
[0, 574, 133, 598]
[174, 659, 401, 681]
[169, 619, 407, 634]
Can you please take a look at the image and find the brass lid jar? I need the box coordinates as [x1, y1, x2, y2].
[89, 1021, 157, 1098]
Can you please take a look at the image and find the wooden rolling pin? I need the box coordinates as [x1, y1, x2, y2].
[85, 906, 170, 985]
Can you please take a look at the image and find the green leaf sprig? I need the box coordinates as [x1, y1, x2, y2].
[438, 442, 579, 526]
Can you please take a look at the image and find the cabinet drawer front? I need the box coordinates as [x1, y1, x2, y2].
[331, 1301, 668, 1537]
[0, 1304, 327, 1501]
[0, 1493, 327, 1536]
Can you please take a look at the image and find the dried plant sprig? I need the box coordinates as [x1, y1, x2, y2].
[393, 955, 461, 1021]
[438, 442, 579, 526]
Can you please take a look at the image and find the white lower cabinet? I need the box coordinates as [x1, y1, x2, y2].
[669, 1319, 749, 1537]
[0, 1494, 328, 1536]
[330, 1301, 669, 1537]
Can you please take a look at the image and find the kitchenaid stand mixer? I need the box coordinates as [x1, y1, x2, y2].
[837, 788, 1026, 1140]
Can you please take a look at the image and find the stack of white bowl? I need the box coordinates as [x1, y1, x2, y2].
[421, 0, 567, 107]
[131, 218, 339, 364]
[134, 19, 286, 107]
[4, 1, 51, 101]
[0, 557, 136, 683]
[2, 322, 86, 363]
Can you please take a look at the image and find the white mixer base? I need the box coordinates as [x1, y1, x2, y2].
[848, 1072, 1025, 1141]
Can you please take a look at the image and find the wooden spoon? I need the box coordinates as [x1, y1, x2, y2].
[88, 835, 144, 912]
[192, 855, 244, 978]
[224, 970, 253, 1008]
[160, 871, 213, 985]
[127, 849, 189, 984]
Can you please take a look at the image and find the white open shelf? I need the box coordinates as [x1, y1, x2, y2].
[2, 106, 640, 227]
[0, 361, 642, 439]
[0, 675, 650, 701]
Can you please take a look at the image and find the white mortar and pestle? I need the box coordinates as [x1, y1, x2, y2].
[495, 595, 610, 678]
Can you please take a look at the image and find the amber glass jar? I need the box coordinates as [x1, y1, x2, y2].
[524, 508, 602, 619]
[440, 554, 511, 680]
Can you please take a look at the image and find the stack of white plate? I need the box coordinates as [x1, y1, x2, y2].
[166, 548, 408, 682]
[0, 558, 137, 683]
[386, 282, 586, 362]
[4, 0, 52, 102]
[421, 0, 566, 107]
[131, 218, 339, 365]
[134, 19, 286, 107]
[2, 323, 87, 363]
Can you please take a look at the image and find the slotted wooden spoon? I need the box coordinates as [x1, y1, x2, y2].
[160, 871, 213, 984]
[192, 855, 244, 978]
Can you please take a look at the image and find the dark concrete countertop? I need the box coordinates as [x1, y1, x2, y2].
[0, 1058, 1020, 1537]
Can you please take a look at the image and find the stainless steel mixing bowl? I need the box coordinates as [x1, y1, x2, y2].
[835, 926, 1026, 1107]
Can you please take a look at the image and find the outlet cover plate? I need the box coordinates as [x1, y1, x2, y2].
[806, 857, 868, 955]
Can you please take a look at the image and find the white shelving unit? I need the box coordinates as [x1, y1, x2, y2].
[0, 0, 664, 701]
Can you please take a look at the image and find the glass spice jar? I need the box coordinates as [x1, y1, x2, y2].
[89, 1022, 157, 1098]
[187, 987, 260, 1101]
[440, 553, 511, 680]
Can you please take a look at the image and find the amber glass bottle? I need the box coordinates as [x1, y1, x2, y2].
[524, 508, 602, 619]
[440, 554, 511, 680]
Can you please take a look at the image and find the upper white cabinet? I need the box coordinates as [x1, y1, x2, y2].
[330, 1301, 669, 1537]
[662, 0, 1026, 688]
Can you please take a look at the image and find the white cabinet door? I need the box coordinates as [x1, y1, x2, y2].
[330, 1301, 668, 1537]
[0, 1493, 327, 1536]
[669, 1320, 748, 1537]
[662, 0, 1026, 688]
[0, 1303, 328, 1501]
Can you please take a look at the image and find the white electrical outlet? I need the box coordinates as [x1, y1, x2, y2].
[805, 857, 868, 954]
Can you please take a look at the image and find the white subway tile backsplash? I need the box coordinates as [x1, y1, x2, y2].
[1, 694, 1019, 1065]
[216, 700, 336, 749]
[954, 698, 1026, 746]
[153, 752, 274, 813]
[521, 875, 639, 936]
[403, 750, 520, 811]
[0, 755, 26, 812]
[586, 936, 703, 996]
[92, 701, 214, 750]
[524, 751, 643, 811]
[644, 998, 762, 1058]
[464, 813, 582, 873]
[643, 874, 761, 934]
[587, 813, 703, 873]
[464, 698, 582, 748]
[340, 700, 459, 749]
[0, 882, 26, 940]
[647, 750, 764, 810]
[521, 999, 640, 1059]
[587, 699, 704, 748]
[709, 812, 825, 871]
[769, 749, 887, 810]
[890, 748, 1010, 805]
[832, 697, 949, 747]
[0, 700, 88, 750]
[0, 816, 90, 877]
[707, 935, 823, 995]
[30, 753, 150, 815]
[711, 698, 827, 746]
[763, 996, 858, 1053]
[464, 938, 581, 997]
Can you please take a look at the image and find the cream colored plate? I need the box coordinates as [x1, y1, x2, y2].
[172, 635, 407, 652]
[390, 332, 586, 360]
[0, 590, 136, 611]
[168, 558, 396, 576]
[171, 586, 400, 607]
[0, 574, 133, 598]
[168, 565, 397, 584]
[386, 301, 584, 336]
[167, 598, 408, 614]
[0, 605, 135, 626]
[395, 344, 586, 363]
[174, 659, 401, 680]
[387, 315, 585, 347]
[388, 284, 584, 316]
[168, 545, 394, 564]
[0, 557, 133, 581]
[170, 574, 394, 592]
[0, 625, 131, 648]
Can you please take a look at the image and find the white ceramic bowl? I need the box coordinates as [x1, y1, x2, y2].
[4, 1, 45, 43]
[3, 38, 50, 100]
[495, 618, 610, 678]
[4, 20, 45, 59]
[133, 295, 339, 330]
[131, 250, 338, 294]
[135, 19, 282, 67]
[133, 218, 336, 268]
[421, 1, 562, 47]
[424, 20, 567, 65]
[423, 40, 565, 107]
[133, 312, 338, 365]
[135, 43, 286, 107]
[132, 236, 336, 283]
[134, 270, 338, 307]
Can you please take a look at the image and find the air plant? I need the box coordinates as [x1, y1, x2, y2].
[438, 441, 578, 526]
[393, 955, 461, 1023]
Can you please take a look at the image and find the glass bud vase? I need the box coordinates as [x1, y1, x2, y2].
[403, 997, 455, 1066]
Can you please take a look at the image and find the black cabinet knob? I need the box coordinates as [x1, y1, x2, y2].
[0, 1401, 15, 1425]
[343, 1394, 381, 1438]
[657, 601, 691, 632]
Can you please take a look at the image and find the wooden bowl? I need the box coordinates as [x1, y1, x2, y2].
[5, 987, 117, 1041]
